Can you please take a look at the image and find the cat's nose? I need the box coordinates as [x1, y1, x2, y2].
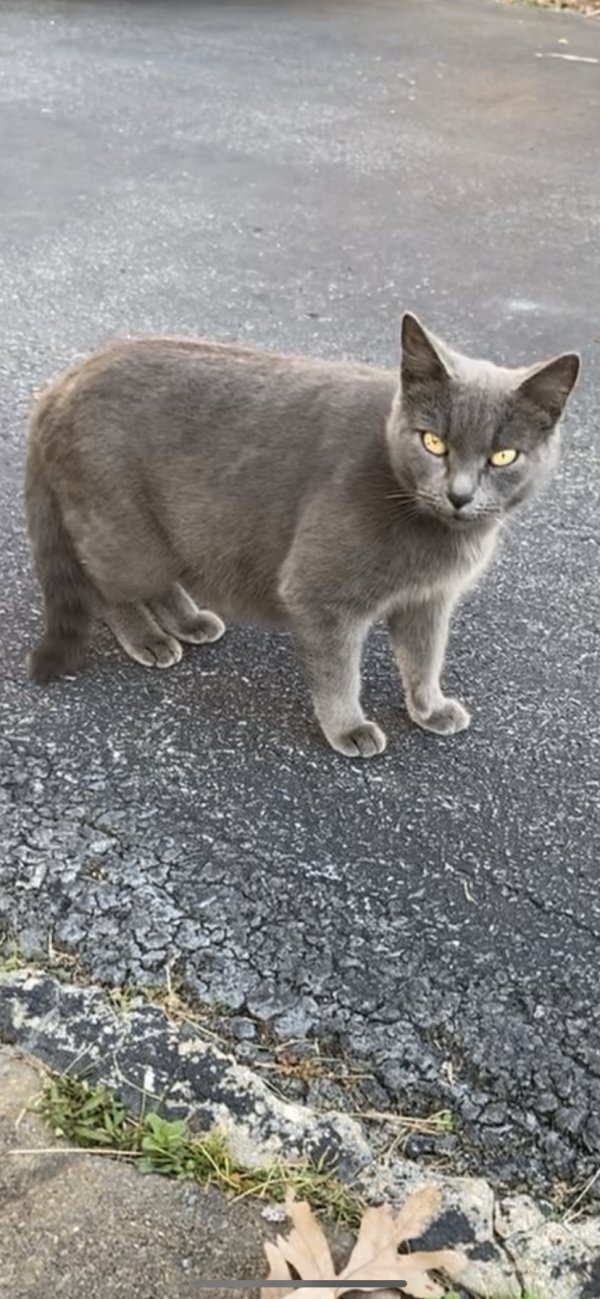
[447, 488, 474, 512]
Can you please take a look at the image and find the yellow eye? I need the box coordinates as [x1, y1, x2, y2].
[422, 431, 448, 457]
[489, 448, 519, 468]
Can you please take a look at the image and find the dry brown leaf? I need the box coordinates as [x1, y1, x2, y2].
[392, 1187, 442, 1243]
[262, 1240, 294, 1299]
[260, 1188, 467, 1299]
[341, 1188, 441, 1278]
[276, 1196, 336, 1278]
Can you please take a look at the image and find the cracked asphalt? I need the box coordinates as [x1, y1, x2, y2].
[1, 0, 599, 1199]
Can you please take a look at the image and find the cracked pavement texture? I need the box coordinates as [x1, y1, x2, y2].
[0, 0, 599, 1198]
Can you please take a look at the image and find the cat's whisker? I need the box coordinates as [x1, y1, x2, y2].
[386, 499, 424, 521]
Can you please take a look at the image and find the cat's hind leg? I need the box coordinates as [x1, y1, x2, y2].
[149, 584, 225, 645]
[104, 602, 183, 668]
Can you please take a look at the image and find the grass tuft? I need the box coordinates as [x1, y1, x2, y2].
[41, 1072, 364, 1226]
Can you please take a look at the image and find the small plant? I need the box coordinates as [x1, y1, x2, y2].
[0, 941, 27, 973]
[44, 1075, 131, 1149]
[138, 1112, 198, 1176]
[426, 1108, 456, 1134]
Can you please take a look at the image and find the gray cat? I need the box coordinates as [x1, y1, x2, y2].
[25, 314, 579, 757]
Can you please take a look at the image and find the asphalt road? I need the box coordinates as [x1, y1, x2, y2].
[1, 0, 599, 1197]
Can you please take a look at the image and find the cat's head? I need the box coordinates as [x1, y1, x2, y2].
[386, 313, 580, 528]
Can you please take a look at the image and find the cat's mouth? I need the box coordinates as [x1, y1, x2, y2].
[391, 484, 495, 529]
[446, 505, 479, 525]
[416, 494, 481, 528]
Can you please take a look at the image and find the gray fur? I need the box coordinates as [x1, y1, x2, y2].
[25, 314, 579, 756]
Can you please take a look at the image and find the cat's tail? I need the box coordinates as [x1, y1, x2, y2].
[25, 429, 92, 684]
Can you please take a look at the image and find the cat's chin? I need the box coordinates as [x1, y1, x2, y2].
[431, 507, 493, 532]
[448, 512, 479, 527]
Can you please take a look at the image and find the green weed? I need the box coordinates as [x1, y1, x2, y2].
[41, 1072, 364, 1225]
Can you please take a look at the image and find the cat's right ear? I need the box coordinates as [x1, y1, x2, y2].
[401, 313, 449, 387]
[515, 352, 580, 423]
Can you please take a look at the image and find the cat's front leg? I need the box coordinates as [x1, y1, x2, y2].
[289, 608, 386, 758]
[388, 599, 470, 736]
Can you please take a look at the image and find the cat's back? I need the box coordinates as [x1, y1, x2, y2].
[32, 336, 395, 444]
[29, 338, 397, 510]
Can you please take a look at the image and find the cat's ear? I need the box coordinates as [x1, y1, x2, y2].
[515, 353, 580, 422]
[401, 313, 449, 387]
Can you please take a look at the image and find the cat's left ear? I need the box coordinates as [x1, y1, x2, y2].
[401, 312, 450, 387]
[515, 353, 580, 422]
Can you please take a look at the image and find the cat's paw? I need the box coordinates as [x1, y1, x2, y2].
[177, 611, 225, 645]
[125, 633, 183, 669]
[150, 594, 225, 646]
[411, 697, 471, 737]
[328, 720, 388, 758]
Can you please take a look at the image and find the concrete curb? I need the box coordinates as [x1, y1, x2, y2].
[1, 969, 598, 1298]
